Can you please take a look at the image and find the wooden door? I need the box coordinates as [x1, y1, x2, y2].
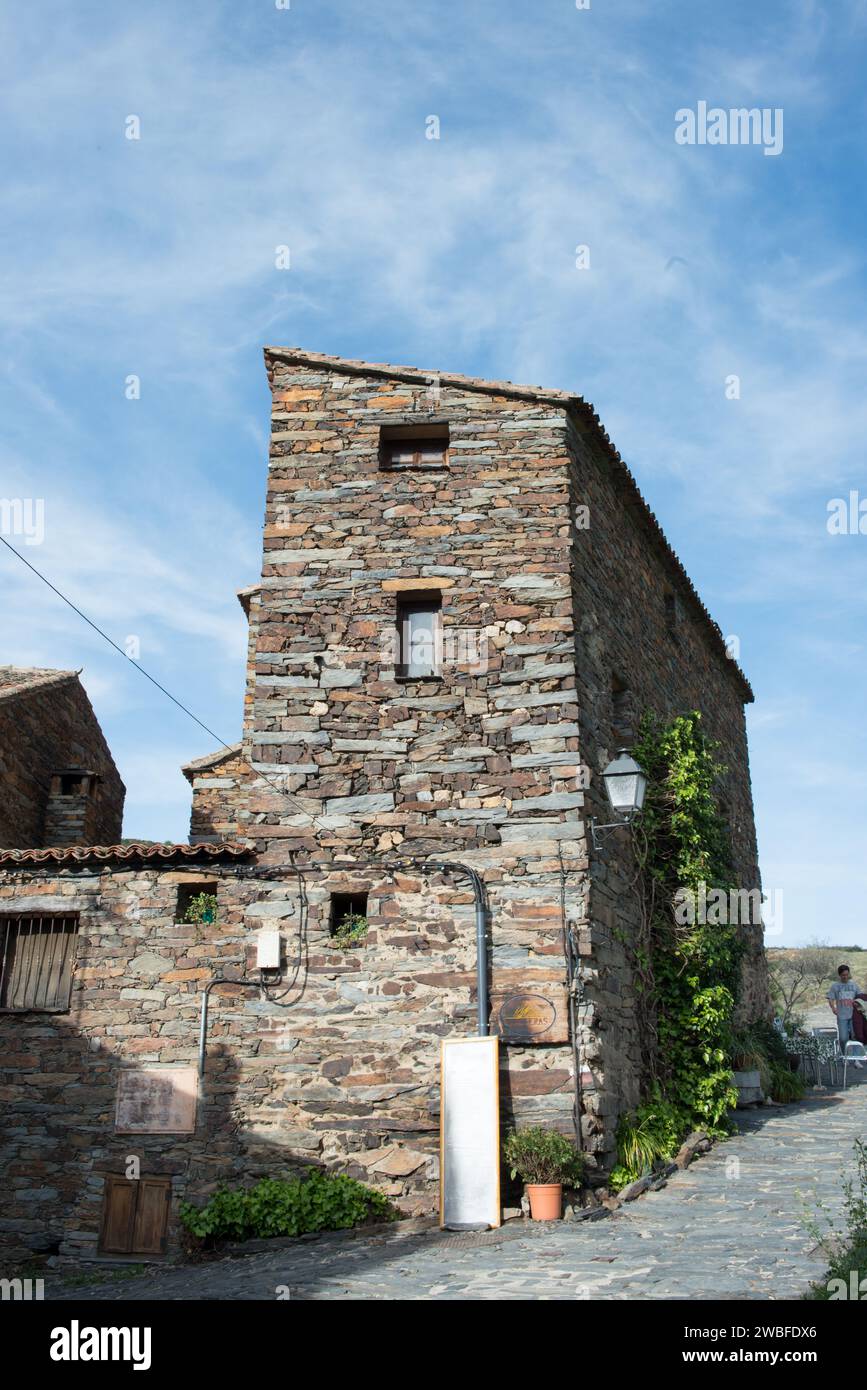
[98, 1176, 171, 1256]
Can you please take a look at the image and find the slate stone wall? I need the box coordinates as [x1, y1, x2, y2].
[0, 861, 580, 1261]
[564, 414, 771, 1116]
[0, 354, 771, 1260]
[0, 677, 124, 849]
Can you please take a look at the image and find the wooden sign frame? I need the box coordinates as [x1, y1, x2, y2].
[439, 1035, 501, 1231]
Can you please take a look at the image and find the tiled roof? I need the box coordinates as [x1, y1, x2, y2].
[0, 666, 78, 702]
[0, 841, 253, 866]
[265, 347, 753, 702]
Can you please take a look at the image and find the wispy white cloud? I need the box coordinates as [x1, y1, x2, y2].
[1, 0, 865, 936]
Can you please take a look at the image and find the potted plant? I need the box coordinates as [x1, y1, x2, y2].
[332, 910, 368, 949]
[502, 1126, 585, 1221]
[183, 892, 218, 925]
[729, 1026, 766, 1106]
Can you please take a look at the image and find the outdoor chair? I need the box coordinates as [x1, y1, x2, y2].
[842, 1041, 867, 1089]
[783, 1033, 820, 1085]
[811, 1028, 842, 1084]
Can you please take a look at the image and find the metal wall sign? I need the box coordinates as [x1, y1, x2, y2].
[491, 987, 570, 1044]
[439, 1036, 500, 1230]
[115, 1067, 198, 1134]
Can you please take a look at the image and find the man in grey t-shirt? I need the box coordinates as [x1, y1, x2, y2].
[828, 965, 864, 1066]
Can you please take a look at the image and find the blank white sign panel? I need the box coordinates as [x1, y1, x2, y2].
[440, 1035, 501, 1230]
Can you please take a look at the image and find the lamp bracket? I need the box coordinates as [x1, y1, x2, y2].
[590, 814, 637, 852]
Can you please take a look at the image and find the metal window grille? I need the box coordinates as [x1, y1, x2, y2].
[0, 915, 79, 1012]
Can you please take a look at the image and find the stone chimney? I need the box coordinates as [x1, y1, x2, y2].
[43, 768, 102, 847]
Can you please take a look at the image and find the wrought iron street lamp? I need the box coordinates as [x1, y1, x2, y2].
[590, 749, 647, 850]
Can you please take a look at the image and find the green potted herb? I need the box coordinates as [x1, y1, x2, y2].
[502, 1126, 585, 1221]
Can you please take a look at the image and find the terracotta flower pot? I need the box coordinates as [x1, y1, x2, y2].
[527, 1183, 562, 1220]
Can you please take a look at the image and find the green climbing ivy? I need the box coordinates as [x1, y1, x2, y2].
[614, 711, 743, 1184]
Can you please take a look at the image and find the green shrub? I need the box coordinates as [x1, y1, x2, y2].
[611, 1092, 688, 1190]
[767, 1062, 806, 1104]
[502, 1126, 585, 1186]
[806, 1139, 867, 1298]
[179, 1169, 397, 1244]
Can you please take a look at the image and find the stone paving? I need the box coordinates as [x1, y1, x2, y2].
[49, 1075, 867, 1301]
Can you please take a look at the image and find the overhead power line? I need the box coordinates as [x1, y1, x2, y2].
[0, 533, 331, 832]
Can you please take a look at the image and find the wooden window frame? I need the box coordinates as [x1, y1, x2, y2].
[396, 593, 443, 680]
[379, 423, 450, 471]
[0, 913, 80, 1013]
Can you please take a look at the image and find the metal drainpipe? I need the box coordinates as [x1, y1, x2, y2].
[425, 861, 488, 1037]
[335, 856, 489, 1037]
[198, 977, 263, 1080]
[200, 856, 491, 1084]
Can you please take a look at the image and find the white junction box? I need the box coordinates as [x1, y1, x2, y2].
[256, 930, 282, 971]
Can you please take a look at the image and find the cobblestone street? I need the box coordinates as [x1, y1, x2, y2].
[49, 1077, 867, 1301]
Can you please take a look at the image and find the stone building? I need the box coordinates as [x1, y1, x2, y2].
[0, 350, 770, 1262]
[0, 667, 125, 849]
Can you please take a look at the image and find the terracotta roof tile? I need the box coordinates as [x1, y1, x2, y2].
[0, 841, 253, 866]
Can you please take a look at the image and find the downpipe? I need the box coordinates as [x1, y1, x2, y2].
[197, 856, 490, 1089]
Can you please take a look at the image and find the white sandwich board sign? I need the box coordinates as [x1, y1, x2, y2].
[439, 1035, 501, 1230]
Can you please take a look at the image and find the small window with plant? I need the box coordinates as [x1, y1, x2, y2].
[177, 882, 218, 925]
[329, 892, 368, 949]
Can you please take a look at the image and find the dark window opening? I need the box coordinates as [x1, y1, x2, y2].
[329, 892, 369, 937]
[379, 422, 449, 470]
[664, 589, 682, 639]
[175, 881, 218, 924]
[54, 770, 95, 796]
[396, 592, 442, 679]
[0, 914, 79, 1012]
[611, 674, 633, 744]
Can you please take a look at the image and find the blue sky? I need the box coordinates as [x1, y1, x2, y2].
[1, 0, 865, 946]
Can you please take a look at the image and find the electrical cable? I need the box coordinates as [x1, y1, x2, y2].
[0, 533, 335, 831]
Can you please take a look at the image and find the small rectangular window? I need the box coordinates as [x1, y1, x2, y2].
[379, 423, 449, 470]
[611, 675, 633, 743]
[397, 594, 442, 678]
[329, 892, 369, 937]
[664, 590, 682, 638]
[0, 915, 79, 1012]
[176, 882, 218, 924]
[53, 770, 95, 796]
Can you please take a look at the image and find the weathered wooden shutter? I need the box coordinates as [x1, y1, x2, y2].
[98, 1175, 171, 1255]
[132, 1178, 172, 1255]
[98, 1176, 138, 1254]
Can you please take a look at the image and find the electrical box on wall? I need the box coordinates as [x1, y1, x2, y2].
[256, 930, 282, 971]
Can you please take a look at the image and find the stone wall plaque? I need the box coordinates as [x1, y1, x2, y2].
[115, 1067, 198, 1134]
[491, 987, 570, 1044]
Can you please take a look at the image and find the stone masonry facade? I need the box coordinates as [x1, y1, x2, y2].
[0, 668, 125, 849]
[0, 351, 771, 1261]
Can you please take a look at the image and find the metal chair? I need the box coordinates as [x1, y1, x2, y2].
[842, 1041, 867, 1089]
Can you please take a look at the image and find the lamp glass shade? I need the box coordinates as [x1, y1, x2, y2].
[602, 752, 647, 816]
